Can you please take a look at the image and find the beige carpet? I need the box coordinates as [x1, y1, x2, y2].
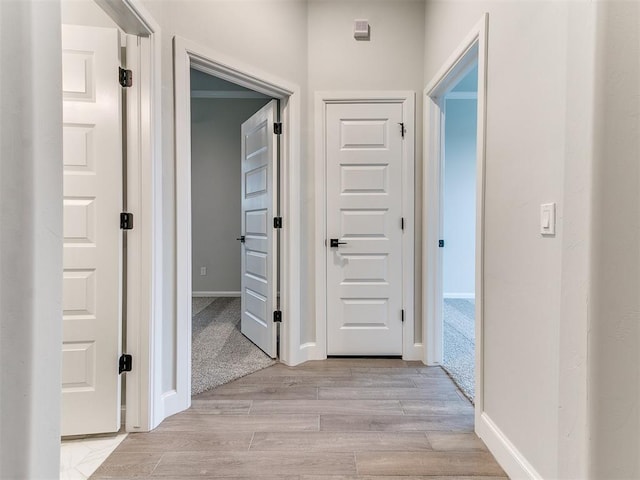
[443, 298, 475, 402]
[191, 297, 276, 395]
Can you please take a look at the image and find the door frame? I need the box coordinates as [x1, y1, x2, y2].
[423, 13, 488, 421]
[81, 0, 163, 433]
[314, 92, 419, 360]
[173, 36, 303, 414]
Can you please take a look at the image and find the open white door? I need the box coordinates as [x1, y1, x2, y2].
[240, 100, 278, 358]
[325, 102, 405, 355]
[61, 25, 123, 436]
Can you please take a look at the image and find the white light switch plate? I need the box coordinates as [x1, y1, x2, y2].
[540, 203, 556, 235]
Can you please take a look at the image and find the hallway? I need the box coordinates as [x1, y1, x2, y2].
[90, 359, 505, 478]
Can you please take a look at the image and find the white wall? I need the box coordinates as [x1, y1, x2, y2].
[424, 2, 569, 478]
[0, 1, 63, 478]
[190, 97, 269, 294]
[588, 1, 640, 477]
[307, 0, 426, 345]
[443, 98, 477, 297]
[61, 0, 116, 27]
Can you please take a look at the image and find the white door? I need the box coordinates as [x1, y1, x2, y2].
[326, 102, 404, 355]
[240, 100, 278, 358]
[61, 25, 123, 436]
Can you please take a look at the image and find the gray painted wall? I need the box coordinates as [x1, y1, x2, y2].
[190, 97, 270, 293]
[443, 98, 477, 297]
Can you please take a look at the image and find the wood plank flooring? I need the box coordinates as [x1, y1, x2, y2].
[91, 359, 506, 479]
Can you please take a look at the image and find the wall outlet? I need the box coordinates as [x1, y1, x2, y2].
[200, 266, 207, 276]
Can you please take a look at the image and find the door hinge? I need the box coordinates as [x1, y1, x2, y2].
[120, 212, 133, 230]
[439, 239, 445, 248]
[401, 309, 405, 322]
[119, 354, 132, 374]
[401, 217, 405, 231]
[120, 212, 134, 230]
[274, 217, 282, 228]
[119, 67, 133, 88]
[273, 310, 282, 323]
[274, 122, 282, 135]
[399, 122, 406, 138]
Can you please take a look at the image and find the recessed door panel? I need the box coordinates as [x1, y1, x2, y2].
[341, 165, 388, 194]
[62, 50, 95, 101]
[62, 342, 96, 391]
[341, 254, 389, 284]
[340, 120, 387, 149]
[63, 124, 95, 171]
[63, 269, 96, 316]
[341, 209, 388, 238]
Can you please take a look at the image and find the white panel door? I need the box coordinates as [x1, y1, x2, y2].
[240, 100, 278, 358]
[326, 102, 404, 355]
[61, 25, 123, 436]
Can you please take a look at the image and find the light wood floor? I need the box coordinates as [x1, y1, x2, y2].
[91, 359, 506, 479]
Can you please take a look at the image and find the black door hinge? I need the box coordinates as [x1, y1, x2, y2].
[274, 122, 282, 135]
[439, 239, 445, 247]
[401, 217, 405, 231]
[399, 122, 406, 138]
[119, 354, 132, 374]
[119, 67, 133, 88]
[273, 311, 282, 323]
[401, 309, 405, 322]
[120, 212, 134, 230]
[274, 217, 282, 228]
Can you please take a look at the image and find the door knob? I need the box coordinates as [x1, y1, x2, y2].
[330, 238, 347, 248]
[237, 235, 245, 243]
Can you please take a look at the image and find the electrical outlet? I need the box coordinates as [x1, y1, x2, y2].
[200, 267, 207, 276]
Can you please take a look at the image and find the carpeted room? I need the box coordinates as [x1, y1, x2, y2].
[190, 75, 275, 396]
[191, 297, 274, 395]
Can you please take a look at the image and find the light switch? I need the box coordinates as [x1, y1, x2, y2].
[354, 19, 370, 40]
[540, 203, 556, 235]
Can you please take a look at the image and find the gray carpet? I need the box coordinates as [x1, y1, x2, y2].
[191, 297, 276, 396]
[443, 298, 475, 402]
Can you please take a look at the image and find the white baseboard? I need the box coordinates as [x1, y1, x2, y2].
[403, 343, 424, 361]
[443, 292, 475, 299]
[476, 412, 542, 480]
[192, 291, 240, 297]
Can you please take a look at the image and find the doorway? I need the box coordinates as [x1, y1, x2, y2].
[315, 92, 418, 359]
[441, 65, 479, 401]
[423, 14, 488, 425]
[189, 69, 276, 395]
[173, 36, 302, 415]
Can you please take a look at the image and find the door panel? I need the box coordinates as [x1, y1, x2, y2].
[61, 25, 123, 436]
[326, 103, 404, 355]
[241, 100, 278, 358]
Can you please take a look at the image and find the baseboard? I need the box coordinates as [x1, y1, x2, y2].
[476, 412, 543, 480]
[443, 292, 475, 299]
[403, 342, 424, 361]
[281, 342, 326, 366]
[192, 291, 240, 297]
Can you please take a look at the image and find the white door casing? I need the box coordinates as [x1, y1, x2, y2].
[325, 102, 405, 356]
[61, 24, 123, 436]
[240, 100, 278, 358]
